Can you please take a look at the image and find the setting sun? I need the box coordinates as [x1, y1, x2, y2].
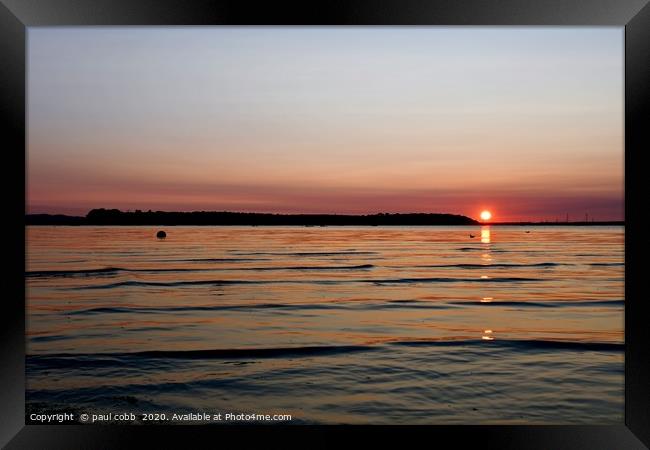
[480, 210, 492, 221]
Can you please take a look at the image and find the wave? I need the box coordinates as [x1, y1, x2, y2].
[64, 300, 456, 316]
[408, 262, 563, 269]
[71, 279, 260, 289]
[389, 339, 624, 352]
[27, 264, 374, 278]
[369, 277, 541, 284]
[28, 262, 619, 279]
[456, 247, 553, 254]
[26, 338, 623, 370]
[65, 303, 339, 315]
[27, 345, 375, 365]
[59, 297, 622, 316]
[456, 247, 508, 252]
[26, 267, 221, 278]
[229, 251, 378, 256]
[449, 300, 623, 308]
[71, 276, 545, 290]
[246, 264, 375, 271]
[26, 267, 125, 277]
[29, 334, 77, 343]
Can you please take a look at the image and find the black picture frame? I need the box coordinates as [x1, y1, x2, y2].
[1, 1, 648, 448]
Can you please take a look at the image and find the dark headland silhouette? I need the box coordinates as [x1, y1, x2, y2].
[25, 209, 623, 226]
[27, 208, 478, 226]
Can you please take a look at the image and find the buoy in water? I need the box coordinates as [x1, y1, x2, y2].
[156, 230, 167, 239]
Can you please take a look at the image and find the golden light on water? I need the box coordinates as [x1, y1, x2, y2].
[481, 226, 491, 244]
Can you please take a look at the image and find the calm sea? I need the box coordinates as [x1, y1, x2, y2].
[26, 225, 624, 424]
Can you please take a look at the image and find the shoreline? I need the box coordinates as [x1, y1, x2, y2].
[25, 222, 624, 227]
[25, 210, 622, 227]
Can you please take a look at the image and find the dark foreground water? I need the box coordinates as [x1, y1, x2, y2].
[26, 226, 624, 424]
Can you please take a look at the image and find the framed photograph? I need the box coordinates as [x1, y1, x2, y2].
[2, 0, 648, 448]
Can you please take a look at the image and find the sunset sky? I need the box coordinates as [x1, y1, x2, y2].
[27, 27, 623, 222]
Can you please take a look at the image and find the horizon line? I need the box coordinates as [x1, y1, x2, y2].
[25, 209, 624, 225]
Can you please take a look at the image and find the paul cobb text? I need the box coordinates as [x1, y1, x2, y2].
[30, 412, 293, 423]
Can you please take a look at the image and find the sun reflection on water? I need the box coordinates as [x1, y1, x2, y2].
[481, 226, 491, 244]
[482, 329, 495, 340]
